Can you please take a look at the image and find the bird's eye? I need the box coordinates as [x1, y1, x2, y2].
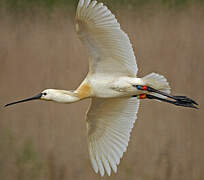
[43, 93, 47, 96]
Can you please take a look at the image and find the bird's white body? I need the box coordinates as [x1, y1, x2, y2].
[77, 76, 143, 98]
[43, 77, 144, 103]
[39, 0, 171, 176]
[45, 74, 168, 103]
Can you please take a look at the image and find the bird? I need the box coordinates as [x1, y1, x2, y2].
[4, 0, 198, 176]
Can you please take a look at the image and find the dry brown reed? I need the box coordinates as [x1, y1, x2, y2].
[0, 4, 204, 180]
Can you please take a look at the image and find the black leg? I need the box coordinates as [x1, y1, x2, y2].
[133, 85, 198, 109]
[145, 94, 198, 109]
[145, 86, 198, 105]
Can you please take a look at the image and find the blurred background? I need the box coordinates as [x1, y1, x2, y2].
[0, 0, 204, 179]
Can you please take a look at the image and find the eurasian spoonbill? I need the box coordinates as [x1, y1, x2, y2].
[5, 0, 198, 176]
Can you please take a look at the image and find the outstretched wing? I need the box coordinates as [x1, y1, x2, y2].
[75, 0, 138, 76]
[86, 97, 140, 176]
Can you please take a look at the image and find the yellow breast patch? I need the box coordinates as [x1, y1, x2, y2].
[77, 83, 92, 99]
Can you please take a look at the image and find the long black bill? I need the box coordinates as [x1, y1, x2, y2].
[4, 93, 42, 107]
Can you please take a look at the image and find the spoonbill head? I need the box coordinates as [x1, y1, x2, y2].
[4, 89, 81, 107]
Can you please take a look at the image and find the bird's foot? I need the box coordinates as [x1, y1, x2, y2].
[172, 98, 198, 109]
[133, 85, 198, 109]
[146, 94, 198, 109]
[172, 96, 198, 105]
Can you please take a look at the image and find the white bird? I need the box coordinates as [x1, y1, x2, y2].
[5, 0, 198, 176]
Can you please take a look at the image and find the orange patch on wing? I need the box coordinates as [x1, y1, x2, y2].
[77, 83, 92, 99]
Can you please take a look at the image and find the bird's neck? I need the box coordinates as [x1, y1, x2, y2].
[51, 90, 81, 103]
[49, 82, 92, 103]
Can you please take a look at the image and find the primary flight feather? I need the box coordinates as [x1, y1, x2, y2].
[4, 0, 198, 177]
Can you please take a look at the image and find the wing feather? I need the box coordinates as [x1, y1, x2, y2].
[89, 144, 99, 173]
[86, 97, 140, 176]
[76, 0, 138, 76]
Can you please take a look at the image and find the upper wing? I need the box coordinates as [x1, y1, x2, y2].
[75, 0, 138, 76]
[86, 97, 140, 176]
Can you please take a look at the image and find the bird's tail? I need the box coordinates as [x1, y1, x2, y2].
[142, 72, 171, 99]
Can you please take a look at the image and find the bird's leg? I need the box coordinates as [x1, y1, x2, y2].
[133, 85, 198, 109]
[147, 94, 198, 109]
[134, 85, 198, 104]
[132, 94, 147, 99]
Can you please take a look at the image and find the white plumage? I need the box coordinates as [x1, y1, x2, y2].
[8, 0, 196, 177]
[75, 0, 138, 76]
[87, 98, 139, 176]
[76, 1, 140, 175]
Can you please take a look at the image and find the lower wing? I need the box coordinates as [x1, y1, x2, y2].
[86, 97, 140, 176]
